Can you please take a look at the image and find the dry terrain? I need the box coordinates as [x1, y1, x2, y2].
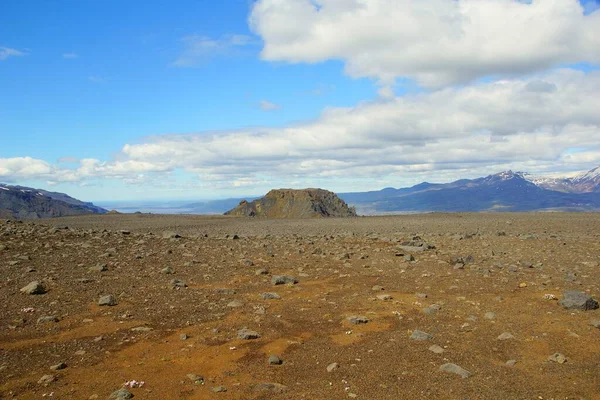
[1, 213, 599, 399]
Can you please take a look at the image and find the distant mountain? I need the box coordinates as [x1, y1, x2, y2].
[0, 183, 107, 219]
[520, 166, 600, 193]
[340, 168, 600, 214]
[225, 188, 357, 218]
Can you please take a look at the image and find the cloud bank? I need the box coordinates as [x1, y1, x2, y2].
[2, 69, 599, 189]
[250, 0, 600, 87]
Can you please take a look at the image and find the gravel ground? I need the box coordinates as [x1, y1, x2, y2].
[1, 213, 599, 399]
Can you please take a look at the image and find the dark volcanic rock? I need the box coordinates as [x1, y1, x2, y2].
[558, 291, 599, 310]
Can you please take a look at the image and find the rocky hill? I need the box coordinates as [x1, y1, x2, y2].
[224, 188, 357, 218]
[0, 183, 107, 219]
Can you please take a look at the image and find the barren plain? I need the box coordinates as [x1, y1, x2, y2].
[1, 213, 599, 399]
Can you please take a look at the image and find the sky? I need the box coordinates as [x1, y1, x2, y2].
[1, 0, 600, 202]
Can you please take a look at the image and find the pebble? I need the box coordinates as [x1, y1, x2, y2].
[237, 328, 261, 340]
[20, 281, 46, 295]
[428, 344, 444, 354]
[212, 386, 227, 393]
[109, 388, 134, 399]
[38, 374, 56, 385]
[377, 294, 392, 301]
[261, 292, 281, 300]
[254, 382, 288, 393]
[484, 312, 496, 320]
[439, 363, 472, 378]
[505, 359, 518, 367]
[548, 352, 568, 364]
[227, 300, 243, 308]
[410, 330, 433, 341]
[50, 362, 67, 371]
[255, 268, 269, 275]
[268, 355, 283, 365]
[347, 316, 369, 324]
[271, 275, 297, 285]
[497, 332, 515, 340]
[98, 295, 118, 306]
[186, 374, 204, 384]
[327, 362, 340, 372]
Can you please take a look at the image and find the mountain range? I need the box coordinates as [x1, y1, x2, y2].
[0, 183, 107, 219]
[340, 166, 600, 213]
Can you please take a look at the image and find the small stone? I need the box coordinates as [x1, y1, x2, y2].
[98, 295, 117, 306]
[347, 316, 369, 324]
[180, 334, 189, 340]
[109, 388, 134, 399]
[254, 383, 288, 393]
[518, 282, 527, 288]
[410, 329, 433, 341]
[227, 300, 243, 308]
[161, 266, 174, 274]
[170, 279, 187, 288]
[255, 268, 269, 275]
[439, 363, 472, 378]
[505, 360, 518, 367]
[404, 254, 415, 262]
[37, 315, 59, 324]
[548, 352, 567, 364]
[271, 275, 297, 285]
[20, 281, 46, 295]
[88, 264, 107, 272]
[186, 374, 204, 384]
[38, 374, 56, 385]
[212, 386, 227, 393]
[377, 294, 392, 301]
[237, 328, 261, 340]
[428, 344, 445, 354]
[261, 292, 281, 300]
[131, 326, 153, 332]
[558, 291, 599, 311]
[372, 285, 384, 291]
[497, 332, 515, 340]
[327, 362, 340, 372]
[591, 320, 600, 329]
[268, 355, 283, 365]
[162, 231, 180, 239]
[50, 362, 67, 371]
[415, 293, 428, 298]
[484, 312, 496, 320]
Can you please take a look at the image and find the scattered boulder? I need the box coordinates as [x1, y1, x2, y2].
[20, 281, 46, 295]
[254, 383, 288, 393]
[98, 294, 117, 306]
[109, 388, 134, 399]
[237, 328, 261, 340]
[548, 353, 568, 364]
[261, 292, 281, 300]
[326, 362, 340, 372]
[268, 355, 283, 365]
[410, 330, 433, 341]
[347, 316, 369, 324]
[558, 291, 599, 311]
[439, 363, 472, 378]
[271, 275, 297, 285]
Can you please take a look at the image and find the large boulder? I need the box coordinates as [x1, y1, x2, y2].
[558, 291, 599, 311]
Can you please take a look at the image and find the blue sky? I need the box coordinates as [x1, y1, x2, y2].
[1, 0, 599, 202]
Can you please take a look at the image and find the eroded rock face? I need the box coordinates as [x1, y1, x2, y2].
[224, 189, 357, 218]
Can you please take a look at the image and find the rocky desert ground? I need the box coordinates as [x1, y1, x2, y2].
[1, 213, 599, 399]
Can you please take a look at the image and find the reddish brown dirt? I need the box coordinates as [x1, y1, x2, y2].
[1, 213, 599, 399]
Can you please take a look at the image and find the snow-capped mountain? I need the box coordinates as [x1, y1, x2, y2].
[519, 166, 600, 193]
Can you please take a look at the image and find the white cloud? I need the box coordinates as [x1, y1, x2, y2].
[62, 52, 79, 59]
[3, 69, 600, 191]
[0, 46, 26, 61]
[172, 34, 258, 67]
[249, 0, 600, 87]
[88, 75, 106, 83]
[259, 99, 282, 111]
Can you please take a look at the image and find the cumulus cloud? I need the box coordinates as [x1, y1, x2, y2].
[249, 0, 600, 87]
[259, 99, 282, 111]
[62, 52, 79, 59]
[3, 69, 600, 190]
[172, 34, 258, 67]
[0, 46, 26, 60]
